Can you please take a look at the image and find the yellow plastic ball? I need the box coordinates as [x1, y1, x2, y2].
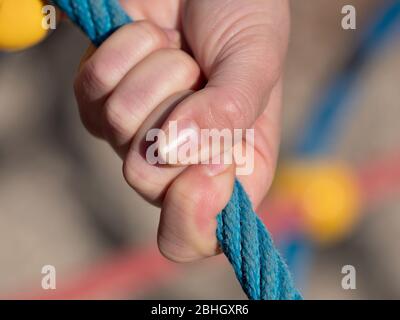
[0, 0, 48, 51]
[274, 161, 361, 245]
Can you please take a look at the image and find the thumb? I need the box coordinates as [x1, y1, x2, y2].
[157, 0, 289, 164]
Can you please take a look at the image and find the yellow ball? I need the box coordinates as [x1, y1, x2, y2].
[274, 161, 361, 245]
[0, 0, 48, 51]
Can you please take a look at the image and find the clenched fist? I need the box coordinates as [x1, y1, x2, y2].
[74, 0, 290, 262]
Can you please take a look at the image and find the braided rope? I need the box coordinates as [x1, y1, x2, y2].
[54, 0, 131, 46]
[52, 0, 302, 300]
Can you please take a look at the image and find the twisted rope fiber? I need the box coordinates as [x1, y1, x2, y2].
[52, 0, 302, 300]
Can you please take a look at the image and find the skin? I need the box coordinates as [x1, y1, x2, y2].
[74, 0, 290, 262]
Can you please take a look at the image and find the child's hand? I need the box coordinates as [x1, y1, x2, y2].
[74, 0, 290, 262]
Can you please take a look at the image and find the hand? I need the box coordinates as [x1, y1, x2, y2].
[74, 0, 290, 262]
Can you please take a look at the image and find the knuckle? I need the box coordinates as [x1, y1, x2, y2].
[209, 87, 254, 130]
[136, 20, 168, 49]
[76, 58, 112, 95]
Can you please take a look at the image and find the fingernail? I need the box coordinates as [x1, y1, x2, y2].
[158, 119, 200, 164]
[162, 28, 181, 47]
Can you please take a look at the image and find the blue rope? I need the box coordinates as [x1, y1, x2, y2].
[52, 0, 301, 300]
[285, 1, 400, 291]
[54, 0, 132, 46]
[295, 0, 400, 156]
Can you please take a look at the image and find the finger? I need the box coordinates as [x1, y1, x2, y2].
[123, 91, 193, 205]
[157, 161, 235, 262]
[103, 48, 200, 155]
[74, 21, 180, 137]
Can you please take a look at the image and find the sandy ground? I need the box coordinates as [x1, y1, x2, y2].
[0, 0, 399, 299]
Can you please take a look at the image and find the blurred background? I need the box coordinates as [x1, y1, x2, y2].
[0, 0, 399, 299]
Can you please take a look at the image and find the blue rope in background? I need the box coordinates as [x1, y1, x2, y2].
[295, 0, 400, 156]
[52, 0, 301, 300]
[281, 0, 400, 293]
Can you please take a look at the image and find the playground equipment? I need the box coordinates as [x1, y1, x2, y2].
[0, 0, 49, 51]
